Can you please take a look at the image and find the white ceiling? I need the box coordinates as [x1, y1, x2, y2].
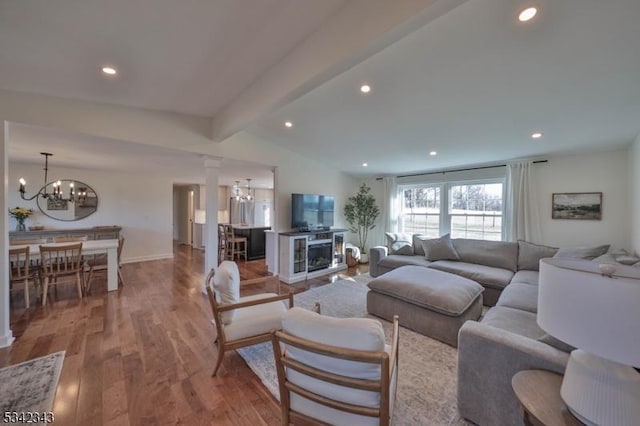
[0, 0, 347, 117]
[2, 0, 640, 179]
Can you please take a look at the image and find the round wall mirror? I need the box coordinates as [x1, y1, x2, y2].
[36, 180, 98, 221]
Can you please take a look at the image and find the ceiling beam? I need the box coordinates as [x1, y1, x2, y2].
[211, 0, 470, 143]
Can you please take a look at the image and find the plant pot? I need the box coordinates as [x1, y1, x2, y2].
[359, 253, 369, 264]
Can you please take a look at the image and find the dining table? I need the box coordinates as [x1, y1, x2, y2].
[13, 239, 120, 292]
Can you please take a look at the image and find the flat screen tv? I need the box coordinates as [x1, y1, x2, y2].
[291, 193, 334, 229]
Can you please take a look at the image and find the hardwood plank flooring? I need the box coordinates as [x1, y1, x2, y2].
[2, 243, 369, 425]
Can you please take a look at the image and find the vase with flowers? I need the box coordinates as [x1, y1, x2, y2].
[9, 207, 34, 231]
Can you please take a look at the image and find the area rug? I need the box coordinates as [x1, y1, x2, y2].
[237, 275, 470, 426]
[0, 351, 65, 413]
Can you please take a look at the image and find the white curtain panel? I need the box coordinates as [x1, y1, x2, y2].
[505, 161, 542, 243]
[380, 176, 399, 245]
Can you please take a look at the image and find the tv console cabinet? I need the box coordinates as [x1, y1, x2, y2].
[279, 229, 347, 284]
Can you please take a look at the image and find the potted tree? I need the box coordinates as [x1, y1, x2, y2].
[344, 183, 380, 263]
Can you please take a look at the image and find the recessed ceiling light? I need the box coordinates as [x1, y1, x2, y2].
[429, 151, 437, 156]
[531, 132, 543, 139]
[284, 121, 293, 128]
[101, 66, 117, 75]
[360, 84, 371, 94]
[362, 162, 368, 167]
[518, 7, 537, 22]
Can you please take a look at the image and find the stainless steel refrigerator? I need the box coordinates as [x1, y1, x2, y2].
[229, 198, 255, 225]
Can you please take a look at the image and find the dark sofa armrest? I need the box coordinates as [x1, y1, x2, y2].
[369, 246, 388, 277]
[457, 320, 569, 426]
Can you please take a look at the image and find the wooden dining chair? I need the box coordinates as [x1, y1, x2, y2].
[39, 243, 84, 305]
[9, 246, 38, 308]
[84, 237, 125, 293]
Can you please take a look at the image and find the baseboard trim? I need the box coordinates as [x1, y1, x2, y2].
[0, 331, 15, 348]
[121, 253, 174, 264]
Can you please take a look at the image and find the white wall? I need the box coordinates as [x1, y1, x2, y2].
[631, 135, 640, 255]
[363, 149, 632, 252]
[533, 149, 630, 251]
[218, 131, 358, 233]
[274, 161, 356, 233]
[9, 162, 174, 263]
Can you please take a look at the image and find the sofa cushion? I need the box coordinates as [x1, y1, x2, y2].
[517, 241, 558, 271]
[419, 233, 460, 261]
[496, 282, 538, 313]
[385, 232, 414, 255]
[553, 244, 610, 260]
[452, 239, 518, 272]
[378, 255, 432, 269]
[538, 334, 576, 353]
[616, 254, 640, 265]
[412, 234, 426, 256]
[480, 306, 545, 339]
[592, 253, 617, 264]
[224, 293, 287, 340]
[367, 266, 483, 316]
[510, 270, 539, 286]
[212, 260, 241, 324]
[429, 260, 514, 290]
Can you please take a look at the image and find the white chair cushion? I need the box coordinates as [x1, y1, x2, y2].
[223, 293, 287, 341]
[212, 261, 240, 324]
[282, 307, 387, 421]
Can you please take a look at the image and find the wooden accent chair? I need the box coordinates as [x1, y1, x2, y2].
[271, 308, 400, 426]
[223, 224, 247, 262]
[205, 261, 293, 376]
[84, 237, 125, 293]
[9, 246, 38, 308]
[39, 243, 84, 305]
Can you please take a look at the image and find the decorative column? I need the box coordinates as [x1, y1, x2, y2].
[202, 157, 222, 293]
[1, 121, 15, 347]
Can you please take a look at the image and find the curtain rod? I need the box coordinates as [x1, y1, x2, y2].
[375, 160, 548, 180]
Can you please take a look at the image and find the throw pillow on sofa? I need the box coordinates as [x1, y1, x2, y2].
[553, 244, 610, 260]
[412, 234, 426, 256]
[517, 240, 558, 271]
[385, 232, 414, 255]
[419, 233, 460, 261]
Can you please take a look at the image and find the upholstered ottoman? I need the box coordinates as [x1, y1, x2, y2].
[367, 265, 484, 347]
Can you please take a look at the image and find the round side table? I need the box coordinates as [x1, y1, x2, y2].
[511, 370, 584, 426]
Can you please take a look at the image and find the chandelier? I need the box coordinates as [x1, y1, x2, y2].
[233, 179, 253, 202]
[18, 152, 75, 202]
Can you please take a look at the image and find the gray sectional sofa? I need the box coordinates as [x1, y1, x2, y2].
[368, 235, 625, 426]
[370, 235, 564, 306]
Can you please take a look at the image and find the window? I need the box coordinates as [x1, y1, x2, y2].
[400, 186, 441, 238]
[449, 183, 503, 241]
[398, 180, 503, 241]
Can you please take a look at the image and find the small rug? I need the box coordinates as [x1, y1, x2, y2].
[0, 351, 65, 413]
[237, 275, 470, 426]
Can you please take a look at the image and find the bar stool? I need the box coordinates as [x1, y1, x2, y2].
[224, 225, 247, 262]
[217, 224, 228, 263]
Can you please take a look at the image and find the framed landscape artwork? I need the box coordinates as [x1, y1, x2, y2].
[552, 192, 602, 220]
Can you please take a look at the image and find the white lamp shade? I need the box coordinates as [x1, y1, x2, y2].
[194, 209, 206, 224]
[538, 258, 640, 367]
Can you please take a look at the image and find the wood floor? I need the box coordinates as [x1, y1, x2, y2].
[2, 244, 369, 425]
